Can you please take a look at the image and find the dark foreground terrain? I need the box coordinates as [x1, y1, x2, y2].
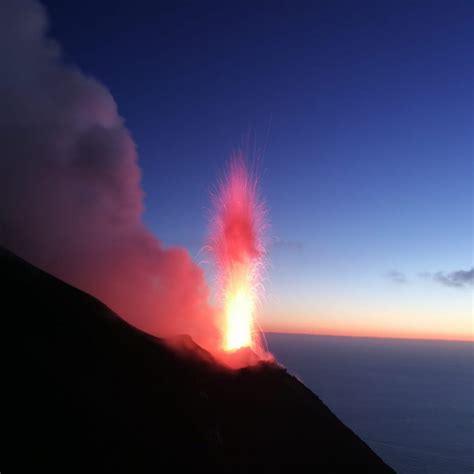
[2, 248, 394, 472]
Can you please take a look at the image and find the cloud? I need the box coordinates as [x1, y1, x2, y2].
[428, 268, 474, 288]
[385, 270, 407, 284]
[0, 0, 219, 351]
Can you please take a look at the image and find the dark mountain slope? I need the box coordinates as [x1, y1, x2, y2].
[2, 248, 394, 472]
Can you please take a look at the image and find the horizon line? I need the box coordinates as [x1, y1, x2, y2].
[263, 329, 474, 343]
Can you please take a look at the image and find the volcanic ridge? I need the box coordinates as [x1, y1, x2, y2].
[3, 247, 394, 472]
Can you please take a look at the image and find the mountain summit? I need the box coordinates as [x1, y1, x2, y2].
[2, 248, 394, 472]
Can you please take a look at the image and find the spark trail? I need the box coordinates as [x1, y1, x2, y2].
[209, 155, 266, 355]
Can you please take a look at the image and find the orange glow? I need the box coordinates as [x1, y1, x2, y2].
[263, 301, 473, 343]
[265, 320, 474, 342]
[223, 263, 255, 350]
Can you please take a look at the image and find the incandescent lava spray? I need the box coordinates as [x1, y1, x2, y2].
[209, 154, 267, 356]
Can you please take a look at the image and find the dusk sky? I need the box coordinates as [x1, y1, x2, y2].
[42, 0, 472, 340]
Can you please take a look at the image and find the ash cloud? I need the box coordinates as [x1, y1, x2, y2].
[422, 268, 474, 288]
[0, 0, 218, 350]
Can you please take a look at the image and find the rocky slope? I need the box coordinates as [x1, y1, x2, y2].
[2, 248, 394, 472]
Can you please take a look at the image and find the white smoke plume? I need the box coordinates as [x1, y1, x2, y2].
[0, 0, 219, 350]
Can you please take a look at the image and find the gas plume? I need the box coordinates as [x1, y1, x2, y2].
[0, 0, 219, 351]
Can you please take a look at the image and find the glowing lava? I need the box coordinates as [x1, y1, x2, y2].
[210, 155, 266, 354]
[223, 264, 255, 350]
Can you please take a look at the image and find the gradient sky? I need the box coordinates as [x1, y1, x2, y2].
[42, 0, 472, 340]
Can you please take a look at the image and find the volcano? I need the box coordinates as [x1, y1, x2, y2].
[2, 247, 394, 472]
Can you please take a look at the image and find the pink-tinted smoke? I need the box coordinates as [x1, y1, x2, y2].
[0, 0, 219, 352]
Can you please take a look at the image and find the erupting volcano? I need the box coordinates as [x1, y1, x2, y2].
[209, 155, 267, 356]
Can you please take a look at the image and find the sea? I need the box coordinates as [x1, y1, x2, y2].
[265, 333, 473, 474]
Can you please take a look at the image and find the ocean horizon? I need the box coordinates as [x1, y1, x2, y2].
[266, 332, 473, 474]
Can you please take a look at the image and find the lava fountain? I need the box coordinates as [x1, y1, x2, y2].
[209, 154, 267, 356]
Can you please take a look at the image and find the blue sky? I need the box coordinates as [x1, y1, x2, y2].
[42, 0, 472, 339]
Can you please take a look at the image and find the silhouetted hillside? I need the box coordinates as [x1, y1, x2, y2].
[2, 248, 394, 472]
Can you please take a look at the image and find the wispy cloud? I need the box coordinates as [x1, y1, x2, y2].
[385, 270, 407, 284]
[420, 268, 474, 288]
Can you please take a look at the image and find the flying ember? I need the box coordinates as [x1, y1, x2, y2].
[209, 155, 266, 354]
